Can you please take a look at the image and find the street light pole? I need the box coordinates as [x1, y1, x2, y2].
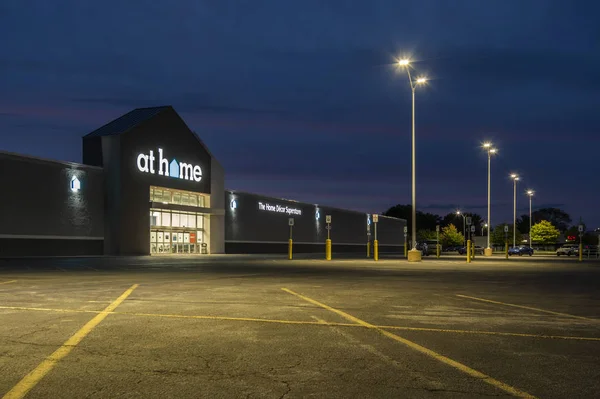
[398, 58, 428, 262]
[456, 211, 466, 246]
[510, 174, 519, 247]
[483, 143, 496, 256]
[527, 190, 534, 247]
[411, 84, 416, 252]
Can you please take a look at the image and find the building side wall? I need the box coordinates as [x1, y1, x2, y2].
[209, 158, 225, 254]
[225, 191, 406, 253]
[0, 153, 104, 256]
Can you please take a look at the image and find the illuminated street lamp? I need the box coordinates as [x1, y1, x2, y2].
[482, 223, 488, 236]
[483, 143, 497, 256]
[398, 58, 428, 262]
[510, 173, 520, 247]
[456, 210, 466, 246]
[526, 190, 534, 247]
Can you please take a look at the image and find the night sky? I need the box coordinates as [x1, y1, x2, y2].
[2, 1, 599, 228]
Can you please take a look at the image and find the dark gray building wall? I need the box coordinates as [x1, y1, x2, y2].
[209, 157, 225, 254]
[0, 151, 104, 256]
[225, 190, 406, 253]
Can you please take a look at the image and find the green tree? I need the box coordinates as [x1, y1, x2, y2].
[491, 223, 523, 246]
[530, 220, 560, 244]
[440, 224, 464, 248]
[417, 229, 437, 241]
[516, 214, 530, 234]
[383, 204, 441, 231]
[531, 208, 571, 232]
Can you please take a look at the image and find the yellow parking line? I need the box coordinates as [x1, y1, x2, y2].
[0, 280, 17, 285]
[378, 325, 600, 342]
[282, 288, 537, 399]
[1, 305, 598, 342]
[456, 294, 598, 322]
[120, 311, 354, 326]
[1, 284, 138, 399]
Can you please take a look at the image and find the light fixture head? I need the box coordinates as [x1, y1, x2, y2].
[527, 190, 534, 196]
[70, 176, 81, 192]
[398, 59, 410, 66]
[490, 148, 497, 154]
[416, 76, 428, 84]
[483, 142, 492, 148]
[510, 173, 518, 179]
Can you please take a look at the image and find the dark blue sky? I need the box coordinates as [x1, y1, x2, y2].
[1, 1, 599, 227]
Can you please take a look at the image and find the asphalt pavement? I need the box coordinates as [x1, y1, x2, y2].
[0, 254, 599, 398]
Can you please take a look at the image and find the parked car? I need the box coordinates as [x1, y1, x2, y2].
[508, 245, 534, 256]
[457, 245, 484, 255]
[416, 240, 438, 256]
[556, 244, 579, 256]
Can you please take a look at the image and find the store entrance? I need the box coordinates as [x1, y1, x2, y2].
[150, 229, 208, 255]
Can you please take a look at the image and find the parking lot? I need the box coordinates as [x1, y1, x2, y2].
[1, 255, 599, 398]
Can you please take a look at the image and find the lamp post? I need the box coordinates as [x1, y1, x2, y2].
[526, 190, 534, 248]
[456, 210, 466, 246]
[510, 173, 520, 247]
[483, 143, 497, 256]
[398, 58, 428, 262]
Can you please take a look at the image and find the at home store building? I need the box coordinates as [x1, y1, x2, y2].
[0, 106, 406, 256]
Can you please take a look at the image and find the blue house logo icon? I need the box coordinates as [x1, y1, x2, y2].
[169, 159, 179, 178]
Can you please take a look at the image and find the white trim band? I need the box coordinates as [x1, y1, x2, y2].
[225, 240, 403, 246]
[0, 234, 104, 240]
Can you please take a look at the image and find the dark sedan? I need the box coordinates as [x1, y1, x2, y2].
[457, 245, 484, 255]
[508, 246, 534, 256]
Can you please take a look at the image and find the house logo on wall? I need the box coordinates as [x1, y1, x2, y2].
[137, 148, 203, 182]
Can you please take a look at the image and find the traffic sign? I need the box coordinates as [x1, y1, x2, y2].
[326, 215, 332, 223]
[504, 225, 509, 233]
[326, 224, 331, 230]
[436, 225, 440, 232]
[288, 218, 294, 226]
[404, 226, 408, 233]
[373, 214, 379, 223]
[578, 225, 584, 233]
[466, 217, 472, 226]
[471, 225, 475, 233]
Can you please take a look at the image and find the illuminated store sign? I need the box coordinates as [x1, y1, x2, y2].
[258, 201, 302, 216]
[136, 148, 202, 182]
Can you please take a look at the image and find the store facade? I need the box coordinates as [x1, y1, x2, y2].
[0, 106, 405, 257]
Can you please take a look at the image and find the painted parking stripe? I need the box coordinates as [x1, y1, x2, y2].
[2, 284, 138, 399]
[456, 294, 598, 322]
[1, 305, 598, 342]
[282, 288, 537, 399]
[0, 280, 17, 285]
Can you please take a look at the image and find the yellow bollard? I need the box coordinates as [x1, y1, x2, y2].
[326, 239, 332, 260]
[436, 244, 440, 258]
[505, 240, 508, 259]
[374, 240, 379, 261]
[288, 239, 293, 260]
[466, 240, 472, 263]
[404, 238, 408, 258]
[367, 241, 370, 258]
[579, 242, 583, 262]
[472, 244, 475, 260]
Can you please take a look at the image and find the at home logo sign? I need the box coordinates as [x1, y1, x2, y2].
[136, 148, 203, 182]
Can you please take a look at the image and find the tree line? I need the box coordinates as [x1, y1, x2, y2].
[383, 205, 597, 246]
